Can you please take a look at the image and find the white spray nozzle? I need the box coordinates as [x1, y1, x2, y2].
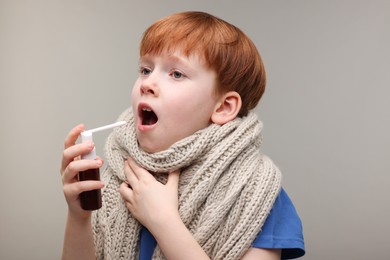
[80, 120, 127, 160]
[81, 120, 126, 142]
[86, 121, 127, 134]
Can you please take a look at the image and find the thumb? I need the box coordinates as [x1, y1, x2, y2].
[166, 169, 180, 190]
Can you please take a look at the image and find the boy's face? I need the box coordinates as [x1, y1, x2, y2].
[131, 51, 220, 153]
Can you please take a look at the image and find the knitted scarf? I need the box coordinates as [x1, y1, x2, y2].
[93, 108, 282, 260]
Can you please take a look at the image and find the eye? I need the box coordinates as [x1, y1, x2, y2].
[170, 70, 184, 79]
[139, 67, 152, 76]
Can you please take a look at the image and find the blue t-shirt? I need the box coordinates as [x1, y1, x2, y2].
[139, 188, 305, 259]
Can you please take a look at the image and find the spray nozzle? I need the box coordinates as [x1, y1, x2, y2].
[81, 121, 127, 143]
[80, 121, 127, 160]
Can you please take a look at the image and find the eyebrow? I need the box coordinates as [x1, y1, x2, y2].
[139, 53, 192, 70]
[166, 54, 190, 67]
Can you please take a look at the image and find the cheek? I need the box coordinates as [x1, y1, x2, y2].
[130, 84, 141, 116]
[167, 97, 214, 129]
[184, 90, 216, 114]
[131, 82, 140, 101]
[131, 80, 140, 96]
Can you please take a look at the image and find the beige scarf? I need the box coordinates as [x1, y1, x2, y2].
[93, 108, 282, 260]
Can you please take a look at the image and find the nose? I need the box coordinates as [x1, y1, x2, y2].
[140, 77, 159, 96]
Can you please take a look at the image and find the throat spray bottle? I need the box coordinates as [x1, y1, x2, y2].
[79, 120, 127, 210]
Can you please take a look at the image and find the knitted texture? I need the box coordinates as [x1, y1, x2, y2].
[93, 108, 282, 260]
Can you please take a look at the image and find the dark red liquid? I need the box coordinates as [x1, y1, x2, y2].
[78, 168, 102, 210]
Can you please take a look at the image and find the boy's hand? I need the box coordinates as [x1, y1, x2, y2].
[60, 124, 104, 219]
[119, 157, 180, 230]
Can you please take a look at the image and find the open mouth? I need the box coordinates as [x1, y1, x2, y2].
[139, 106, 158, 126]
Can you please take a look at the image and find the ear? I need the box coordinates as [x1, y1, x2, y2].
[211, 91, 242, 125]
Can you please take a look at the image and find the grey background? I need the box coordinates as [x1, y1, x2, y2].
[1, 0, 389, 259]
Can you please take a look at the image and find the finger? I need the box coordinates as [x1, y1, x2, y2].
[63, 180, 104, 199]
[119, 183, 135, 213]
[124, 159, 138, 188]
[119, 182, 133, 201]
[64, 124, 85, 149]
[127, 157, 154, 181]
[95, 156, 104, 162]
[61, 142, 95, 172]
[62, 159, 103, 183]
[166, 169, 180, 190]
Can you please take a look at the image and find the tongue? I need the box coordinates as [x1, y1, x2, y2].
[143, 111, 158, 125]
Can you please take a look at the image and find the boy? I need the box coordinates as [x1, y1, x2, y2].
[60, 11, 304, 260]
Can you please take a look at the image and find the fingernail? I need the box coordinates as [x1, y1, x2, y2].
[77, 124, 85, 131]
[87, 142, 94, 149]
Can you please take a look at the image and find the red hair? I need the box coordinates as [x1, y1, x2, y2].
[140, 11, 266, 117]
